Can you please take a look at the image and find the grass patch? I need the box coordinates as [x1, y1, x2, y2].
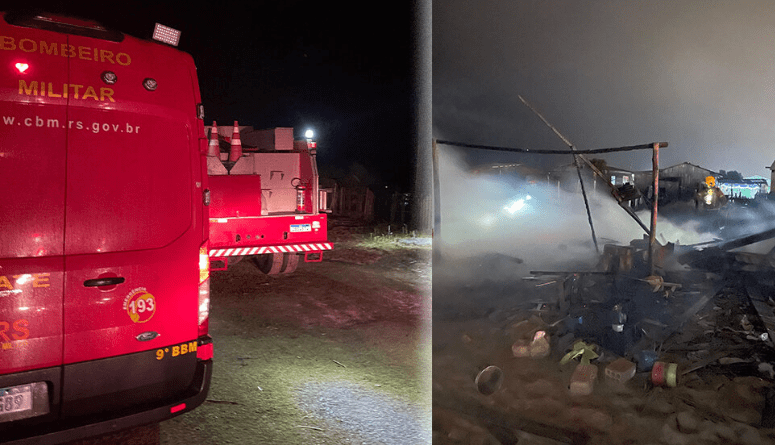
[354, 231, 432, 251]
[160, 325, 429, 445]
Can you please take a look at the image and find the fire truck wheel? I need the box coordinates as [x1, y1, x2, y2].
[252, 253, 285, 275]
[281, 253, 299, 274]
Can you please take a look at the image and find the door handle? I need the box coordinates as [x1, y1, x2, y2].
[83, 277, 125, 287]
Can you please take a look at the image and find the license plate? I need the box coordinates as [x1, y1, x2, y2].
[290, 223, 311, 233]
[0, 384, 32, 417]
[0, 382, 48, 422]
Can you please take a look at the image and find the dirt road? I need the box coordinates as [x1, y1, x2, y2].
[66, 227, 431, 445]
[161, 232, 431, 444]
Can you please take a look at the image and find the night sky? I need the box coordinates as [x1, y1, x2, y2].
[434, 1, 775, 179]
[22, 1, 421, 191]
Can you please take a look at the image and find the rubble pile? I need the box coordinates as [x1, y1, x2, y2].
[433, 227, 775, 444]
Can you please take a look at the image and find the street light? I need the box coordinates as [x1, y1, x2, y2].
[304, 129, 317, 154]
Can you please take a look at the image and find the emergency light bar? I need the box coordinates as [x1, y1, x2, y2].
[152, 23, 181, 46]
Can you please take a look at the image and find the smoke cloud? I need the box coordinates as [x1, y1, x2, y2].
[435, 147, 731, 285]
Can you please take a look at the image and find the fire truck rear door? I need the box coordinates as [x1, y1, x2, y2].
[61, 33, 199, 416]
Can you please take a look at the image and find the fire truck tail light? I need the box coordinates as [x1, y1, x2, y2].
[152, 23, 181, 46]
[198, 279, 210, 335]
[199, 245, 210, 336]
[199, 246, 209, 283]
[170, 403, 186, 414]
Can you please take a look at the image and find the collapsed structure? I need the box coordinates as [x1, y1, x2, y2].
[433, 134, 775, 443]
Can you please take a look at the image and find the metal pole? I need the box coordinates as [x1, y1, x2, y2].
[648, 143, 660, 275]
[574, 155, 599, 254]
[517, 95, 599, 254]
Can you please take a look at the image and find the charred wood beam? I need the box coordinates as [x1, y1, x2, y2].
[435, 140, 669, 155]
[648, 143, 661, 276]
[528, 271, 614, 275]
[718, 226, 775, 251]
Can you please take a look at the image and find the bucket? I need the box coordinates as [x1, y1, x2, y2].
[651, 361, 678, 387]
[475, 365, 503, 395]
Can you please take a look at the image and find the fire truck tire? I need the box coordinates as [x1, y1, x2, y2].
[253, 253, 285, 275]
[281, 253, 299, 274]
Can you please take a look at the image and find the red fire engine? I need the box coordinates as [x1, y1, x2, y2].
[206, 121, 333, 275]
[0, 12, 211, 443]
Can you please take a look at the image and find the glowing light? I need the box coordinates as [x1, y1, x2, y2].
[305, 129, 314, 139]
[479, 215, 496, 227]
[15, 63, 29, 73]
[504, 199, 526, 214]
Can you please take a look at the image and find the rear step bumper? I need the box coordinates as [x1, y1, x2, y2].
[209, 242, 333, 257]
[5, 343, 212, 445]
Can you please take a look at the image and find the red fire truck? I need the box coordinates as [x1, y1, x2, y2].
[0, 11, 212, 443]
[206, 121, 333, 275]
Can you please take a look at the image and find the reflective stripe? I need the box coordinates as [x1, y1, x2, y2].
[209, 243, 333, 256]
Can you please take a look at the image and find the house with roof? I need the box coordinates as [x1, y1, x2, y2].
[633, 162, 718, 204]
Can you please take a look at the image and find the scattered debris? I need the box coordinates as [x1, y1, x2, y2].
[435, 219, 775, 443]
[605, 358, 636, 385]
[332, 359, 347, 368]
[570, 362, 598, 396]
[651, 361, 679, 387]
[435, 131, 775, 442]
[475, 366, 503, 395]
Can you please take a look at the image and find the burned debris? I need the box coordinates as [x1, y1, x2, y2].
[434, 136, 775, 443]
[434, 222, 775, 444]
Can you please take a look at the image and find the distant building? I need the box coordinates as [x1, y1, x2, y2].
[634, 162, 718, 204]
[717, 176, 769, 199]
[469, 162, 546, 184]
[768, 160, 775, 194]
[545, 161, 644, 207]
